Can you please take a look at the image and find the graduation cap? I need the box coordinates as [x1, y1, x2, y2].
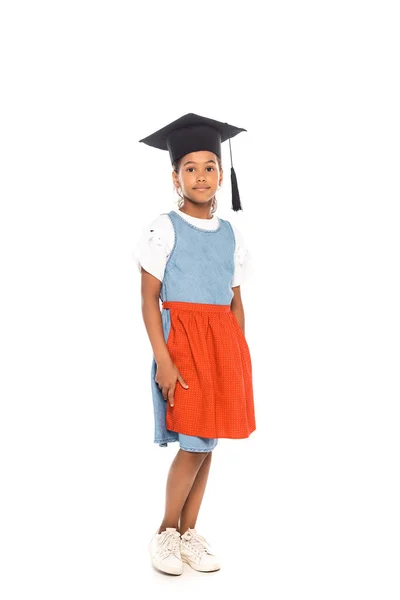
[139, 113, 246, 211]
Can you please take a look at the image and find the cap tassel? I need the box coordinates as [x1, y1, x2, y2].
[229, 138, 243, 211]
[231, 166, 242, 211]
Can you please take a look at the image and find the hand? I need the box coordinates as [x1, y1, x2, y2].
[155, 359, 189, 407]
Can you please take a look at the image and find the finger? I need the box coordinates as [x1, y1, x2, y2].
[177, 372, 189, 389]
[168, 385, 175, 407]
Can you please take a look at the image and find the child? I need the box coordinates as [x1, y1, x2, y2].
[133, 113, 256, 575]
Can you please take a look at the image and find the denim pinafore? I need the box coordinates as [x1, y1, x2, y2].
[150, 209, 256, 447]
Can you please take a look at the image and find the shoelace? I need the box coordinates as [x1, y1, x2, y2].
[182, 530, 211, 555]
[158, 530, 181, 558]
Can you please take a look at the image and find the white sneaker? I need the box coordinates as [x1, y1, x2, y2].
[180, 528, 221, 572]
[149, 527, 183, 575]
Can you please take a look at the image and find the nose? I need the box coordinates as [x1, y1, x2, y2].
[197, 173, 206, 182]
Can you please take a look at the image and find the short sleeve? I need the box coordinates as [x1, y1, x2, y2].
[230, 223, 252, 287]
[132, 217, 173, 282]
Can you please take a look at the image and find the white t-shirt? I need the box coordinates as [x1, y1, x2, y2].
[133, 207, 251, 287]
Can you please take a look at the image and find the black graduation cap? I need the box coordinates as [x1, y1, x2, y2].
[139, 113, 246, 211]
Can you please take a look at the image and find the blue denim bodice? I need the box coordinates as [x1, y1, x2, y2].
[160, 209, 235, 304]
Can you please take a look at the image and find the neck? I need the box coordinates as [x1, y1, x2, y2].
[178, 200, 214, 220]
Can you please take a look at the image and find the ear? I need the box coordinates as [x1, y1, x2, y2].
[219, 167, 223, 186]
[172, 170, 180, 190]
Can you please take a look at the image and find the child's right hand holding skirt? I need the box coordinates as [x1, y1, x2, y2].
[155, 358, 189, 407]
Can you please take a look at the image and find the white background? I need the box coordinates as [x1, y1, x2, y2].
[1, 1, 399, 598]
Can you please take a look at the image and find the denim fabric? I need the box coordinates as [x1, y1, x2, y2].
[150, 209, 236, 450]
[178, 434, 218, 453]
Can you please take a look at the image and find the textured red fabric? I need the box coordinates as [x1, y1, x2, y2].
[162, 301, 256, 439]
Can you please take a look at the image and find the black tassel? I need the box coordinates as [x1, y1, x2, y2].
[228, 137, 243, 211]
[231, 166, 242, 211]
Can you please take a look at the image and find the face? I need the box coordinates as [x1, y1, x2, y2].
[173, 150, 223, 205]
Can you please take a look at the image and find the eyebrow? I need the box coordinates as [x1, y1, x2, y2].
[183, 159, 217, 167]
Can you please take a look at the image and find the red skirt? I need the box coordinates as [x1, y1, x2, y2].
[162, 300, 256, 439]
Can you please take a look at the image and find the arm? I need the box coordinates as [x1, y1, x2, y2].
[140, 267, 172, 365]
[231, 285, 245, 334]
[140, 267, 188, 406]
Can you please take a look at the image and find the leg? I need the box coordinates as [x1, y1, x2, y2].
[158, 449, 209, 533]
[179, 451, 212, 535]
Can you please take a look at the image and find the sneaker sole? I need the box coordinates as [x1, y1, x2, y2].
[148, 544, 183, 575]
[181, 555, 221, 572]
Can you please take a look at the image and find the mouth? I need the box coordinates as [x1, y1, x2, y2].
[193, 187, 210, 191]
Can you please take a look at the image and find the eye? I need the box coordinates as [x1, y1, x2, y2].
[186, 166, 215, 172]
